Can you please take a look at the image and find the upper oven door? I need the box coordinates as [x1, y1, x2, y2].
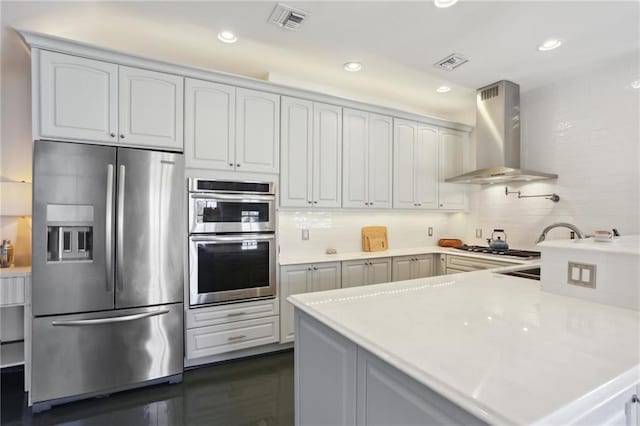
[189, 234, 276, 306]
[189, 193, 275, 234]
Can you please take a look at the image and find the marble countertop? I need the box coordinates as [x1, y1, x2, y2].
[289, 269, 640, 425]
[0, 266, 31, 276]
[279, 246, 534, 266]
[538, 235, 640, 255]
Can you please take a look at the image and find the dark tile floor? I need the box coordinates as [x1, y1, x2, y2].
[1, 350, 294, 426]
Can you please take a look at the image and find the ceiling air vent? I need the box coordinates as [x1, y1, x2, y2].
[480, 85, 499, 101]
[269, 3, 308, 30]
[434, 53, 469, 71]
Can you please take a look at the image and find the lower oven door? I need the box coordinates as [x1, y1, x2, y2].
[189, 234, 276, 306]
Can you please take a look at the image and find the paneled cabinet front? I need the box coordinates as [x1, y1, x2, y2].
[342, 109, 393, 208]
[38, 51, 184, 150]
[439, 129, 469, 210]
[185, 81, 279, 173]
[280, 97, 342, 208]
[341, 258, 392, 288]
[280, 262, 341, 343]
[392, 255, 434, 281]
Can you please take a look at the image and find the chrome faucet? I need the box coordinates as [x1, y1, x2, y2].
[535, 222, 586, 244]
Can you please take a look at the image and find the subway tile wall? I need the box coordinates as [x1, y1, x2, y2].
[464, 52, 640, 250]
[278, 210, 467, 258]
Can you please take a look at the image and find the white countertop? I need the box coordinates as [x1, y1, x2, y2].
[538, 235, 640, 255]
[279, 246, 533, 266]
[0, 266, 31, 276]
[289, 270, 640, 425]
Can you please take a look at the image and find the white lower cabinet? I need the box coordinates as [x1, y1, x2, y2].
[186, 316, 279, 359]
[185, 298, 279, 360]
[444, 255, 515, 274]
[392, 254, 434, 281]
[341, 258, 392, 288]
[280, 262, 341, 343]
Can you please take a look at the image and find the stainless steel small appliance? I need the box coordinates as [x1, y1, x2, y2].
[188, 179, 276, 306]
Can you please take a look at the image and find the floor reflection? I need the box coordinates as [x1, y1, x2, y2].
[1, 350, 294, 426]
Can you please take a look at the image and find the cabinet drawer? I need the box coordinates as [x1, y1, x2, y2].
[0, 276, 25, 306]
[186, 298, 279, 329]
[446, 255, 514, 271]
[186, 316, 279, 359]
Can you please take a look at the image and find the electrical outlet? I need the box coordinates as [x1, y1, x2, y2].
[475, 228, 483, 239]
[428, 227, 434, 237]
[301, 229, 309, 240]
[567, 262, 596, 288]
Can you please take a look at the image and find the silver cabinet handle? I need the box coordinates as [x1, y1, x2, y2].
[116, 164, 126, 291]
[370, 202, 373, 206]
[307, 267, 312, 271]
[227, 335, 246, 341]
[52, 309, 169, 326]
[110, 133, 116, 138]
[626, 394, 639, 426]
[120, 134, 125, 139]
[308, 201, 313, 204]
[236, 163, 241, 167]
[105, 164, 114, 292]
[228, 163, 233, 167]
[313, 266, 317, 270]
[226, 312, 247, 317]
[313, 201, 318, 204]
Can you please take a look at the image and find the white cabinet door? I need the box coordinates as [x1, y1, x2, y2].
[280, 97, 313, 207]
[184, 79, 235, 170]
[236, 88, 280, 173]
[392, 256, 414, 282]
[280, 264, 310, 344]
[368, 258, 392, 285]
[368, 114, 393, 209]
[342, 109, 369, 208]
[39, 51, 118, 143]
[393, 119, 418, 209]
[341, 261, 368, 288]
[313, 103, 342, 208]
[311, 262, 341, 292]
[119, 66, 183, 150]
[414, 255, 434, 279]
[415, 125, 439, 209]
[439, 129, 468, 210]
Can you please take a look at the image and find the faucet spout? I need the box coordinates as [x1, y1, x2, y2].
[535, 222, 586, 245]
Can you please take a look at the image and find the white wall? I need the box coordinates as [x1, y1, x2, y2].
[464, 52, 640, 250]
[278, 210, 467, 258]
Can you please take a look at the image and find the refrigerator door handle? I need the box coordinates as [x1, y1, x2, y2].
[105, 164, 114, 292]
[116, 164, 125, 291]
[51, 309, 170, 326]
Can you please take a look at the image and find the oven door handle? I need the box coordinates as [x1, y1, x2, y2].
[189, 193, 275, 202]
[190, 234, 275, 243]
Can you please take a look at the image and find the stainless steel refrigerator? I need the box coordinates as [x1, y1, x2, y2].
[30, 140, 184, 412]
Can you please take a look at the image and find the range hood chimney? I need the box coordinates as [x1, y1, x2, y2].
[445, 80, 558, 184]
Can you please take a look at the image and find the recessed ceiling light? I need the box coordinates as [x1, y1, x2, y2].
[344, 62, 362, 72]
[436, 86, 451, 93]
[631, 80, 640, 89]
[434, 0, 459, 8]
[538, 38, 563, 51]
[217, 31, 237, 44]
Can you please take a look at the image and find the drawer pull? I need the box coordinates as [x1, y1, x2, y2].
[227, 335, 246, 341]
[226, 312, 247, 317]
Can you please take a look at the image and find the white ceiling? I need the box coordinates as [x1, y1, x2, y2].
[2, 1, 639, 124]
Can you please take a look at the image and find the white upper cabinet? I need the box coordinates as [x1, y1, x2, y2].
[39, 51, 118, 143]
[439, 129, 468, 210]
[280, 97, 313, 206]
[235, 88, 280, 174]
[313, 103, 342, 208]
[280, 97, 342, 207]
[184, 79, 235, 170]
[343, 110, 392, 209]
[415, 124, 439, 209]
[393, 119, 421, 209]
[118, 66, 184, 150]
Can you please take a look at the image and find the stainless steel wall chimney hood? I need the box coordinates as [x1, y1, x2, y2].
[445, 80, 558, 184]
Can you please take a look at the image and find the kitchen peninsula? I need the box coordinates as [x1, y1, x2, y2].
[289, 269, 640, 425]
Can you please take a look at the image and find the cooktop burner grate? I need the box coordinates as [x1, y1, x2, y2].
[453, 245, 541, 259]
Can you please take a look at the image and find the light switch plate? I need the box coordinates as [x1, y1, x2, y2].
[475, 228, 482, 238]
[567, 262, 596, 288]
[428, 227, 433, 237]
[301, 229, 309, 240]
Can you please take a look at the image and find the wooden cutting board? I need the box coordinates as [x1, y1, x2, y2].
[362, 226, 388, 252]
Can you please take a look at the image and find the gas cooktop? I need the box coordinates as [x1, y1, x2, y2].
[453, 245, 541, 259]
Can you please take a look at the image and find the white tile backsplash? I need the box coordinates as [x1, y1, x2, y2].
[278, 210, 466, 257]
[465, 52, 640, 250]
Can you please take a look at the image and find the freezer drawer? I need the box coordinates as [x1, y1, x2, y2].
[31, 303, 183, 405]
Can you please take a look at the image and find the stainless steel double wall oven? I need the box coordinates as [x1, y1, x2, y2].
[188, 179, 276, 306]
